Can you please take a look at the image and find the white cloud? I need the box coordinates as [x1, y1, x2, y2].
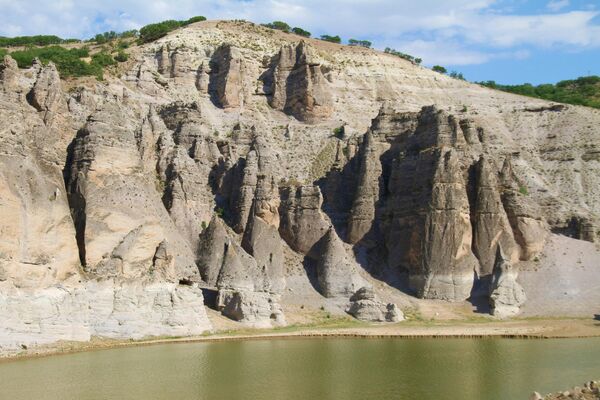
[547, 0, 570, 12]
[0, 0, 598, 66]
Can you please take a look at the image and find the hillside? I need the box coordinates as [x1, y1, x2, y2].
[479, 76, 600, 109]
[0, 19, 599, 353]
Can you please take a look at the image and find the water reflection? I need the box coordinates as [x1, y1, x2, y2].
[1, 338, 599, 400]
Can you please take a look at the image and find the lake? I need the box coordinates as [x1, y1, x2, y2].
[1, 337, 599, 400]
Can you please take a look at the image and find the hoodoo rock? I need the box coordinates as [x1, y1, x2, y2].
[346, 131, 382, 244]
[209, 45, 245, 109]
[472, 156, 518, 276]
[315, 227, 367, 298]
[264, 41, 332, 122]
[489, 246, 526, 318]
[279, 185, 331, 256]
[27, 61, 67, 124]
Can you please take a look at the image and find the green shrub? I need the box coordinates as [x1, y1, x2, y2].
[139, 19, 183, 43]
[0, 48, 7, 59]
[348, 39, 371, 48]
[478, 75, 600, 109]
[9, 46, 103, 78]
[91, 51, 116, 67]
[320, 35, 341, 43]
[182, 16, 207, 26]
[261, 21, 291, 32]
[138, 17, 205, 43]
[518, 186, 528, 195]
[93, 31, 118, 44]
[0, 35, 66, 47]
[333, 126, 345, 138]
[292, 27, 311, 37]
[432, 65, 447, 74]
[114, 51, 129, 62]
[119, 30, 139, 38]
[384, 47, 421, 64]
[449, 71, 465, 80]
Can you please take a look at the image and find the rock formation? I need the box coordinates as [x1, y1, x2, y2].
[315, 227, 367, 297]
[1, 19, 600, 351]
[209, 45, 244, 109]
[346, 286, 403, 322]
[472, 156, 518, 276]
[279, 185, 330, 255]
[489, 246, 526, 318]
[263, 41, 332, 122]
[346, 131, 382, 244]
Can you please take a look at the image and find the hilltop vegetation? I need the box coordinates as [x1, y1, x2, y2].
[138, 16, 206, 43]
[479, 76, 600, 109]
[0, 35, 79, 47]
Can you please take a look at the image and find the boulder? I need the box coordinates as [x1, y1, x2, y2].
[216, 290, 286, 327]
[346, 287, 403, 322]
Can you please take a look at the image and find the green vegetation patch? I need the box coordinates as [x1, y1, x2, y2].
[478, 76, 600, 109]
[139, 16, 207, 43]
[384, 47, 421, 65]
[92, 30, 138, 44]
[320, 35, 341, 44]
[348, 39, 372, 48]
[292, 27, 311, 38]
[9, 46, 103, 77]
[261, 21, 291, 33]
[7, 46, 124, 79]
[0, 35, 77, 47]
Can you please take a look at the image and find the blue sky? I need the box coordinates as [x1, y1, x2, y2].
[0, 0, 598, 84]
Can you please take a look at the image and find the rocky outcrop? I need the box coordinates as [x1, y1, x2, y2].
[264, 41, 332, 122]
[64, 103, 199, 281]
[489, 246, 526, 318]
[346, 287, 403, 322]
[196, 216, 286, 325]
[384, 145, 478, 301]
[197, 216, 229, 286]
[472, 156, 518, 276]
[228, 135, 276, 233]
[27, 62, 66, 124]
[0, 281, 211, 351]
[0, 55, 20, 93]
[209, 45, 244, 109]
[531, 379, 600, 400]
[242, 210, 286, 294]
[216, 289, 285, 326]
[315, 228, 366, 297]
[279, 185, 331, 255]
[500, 157, 548, 259]
[346, 131, 382, 244]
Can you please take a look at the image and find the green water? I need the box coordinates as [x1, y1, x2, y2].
[1, 338, 599, 400]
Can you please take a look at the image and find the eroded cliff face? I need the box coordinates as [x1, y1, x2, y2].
[1, 20, 600, 350]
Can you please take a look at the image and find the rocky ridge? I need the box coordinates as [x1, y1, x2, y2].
[1, 19, 599, 351]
